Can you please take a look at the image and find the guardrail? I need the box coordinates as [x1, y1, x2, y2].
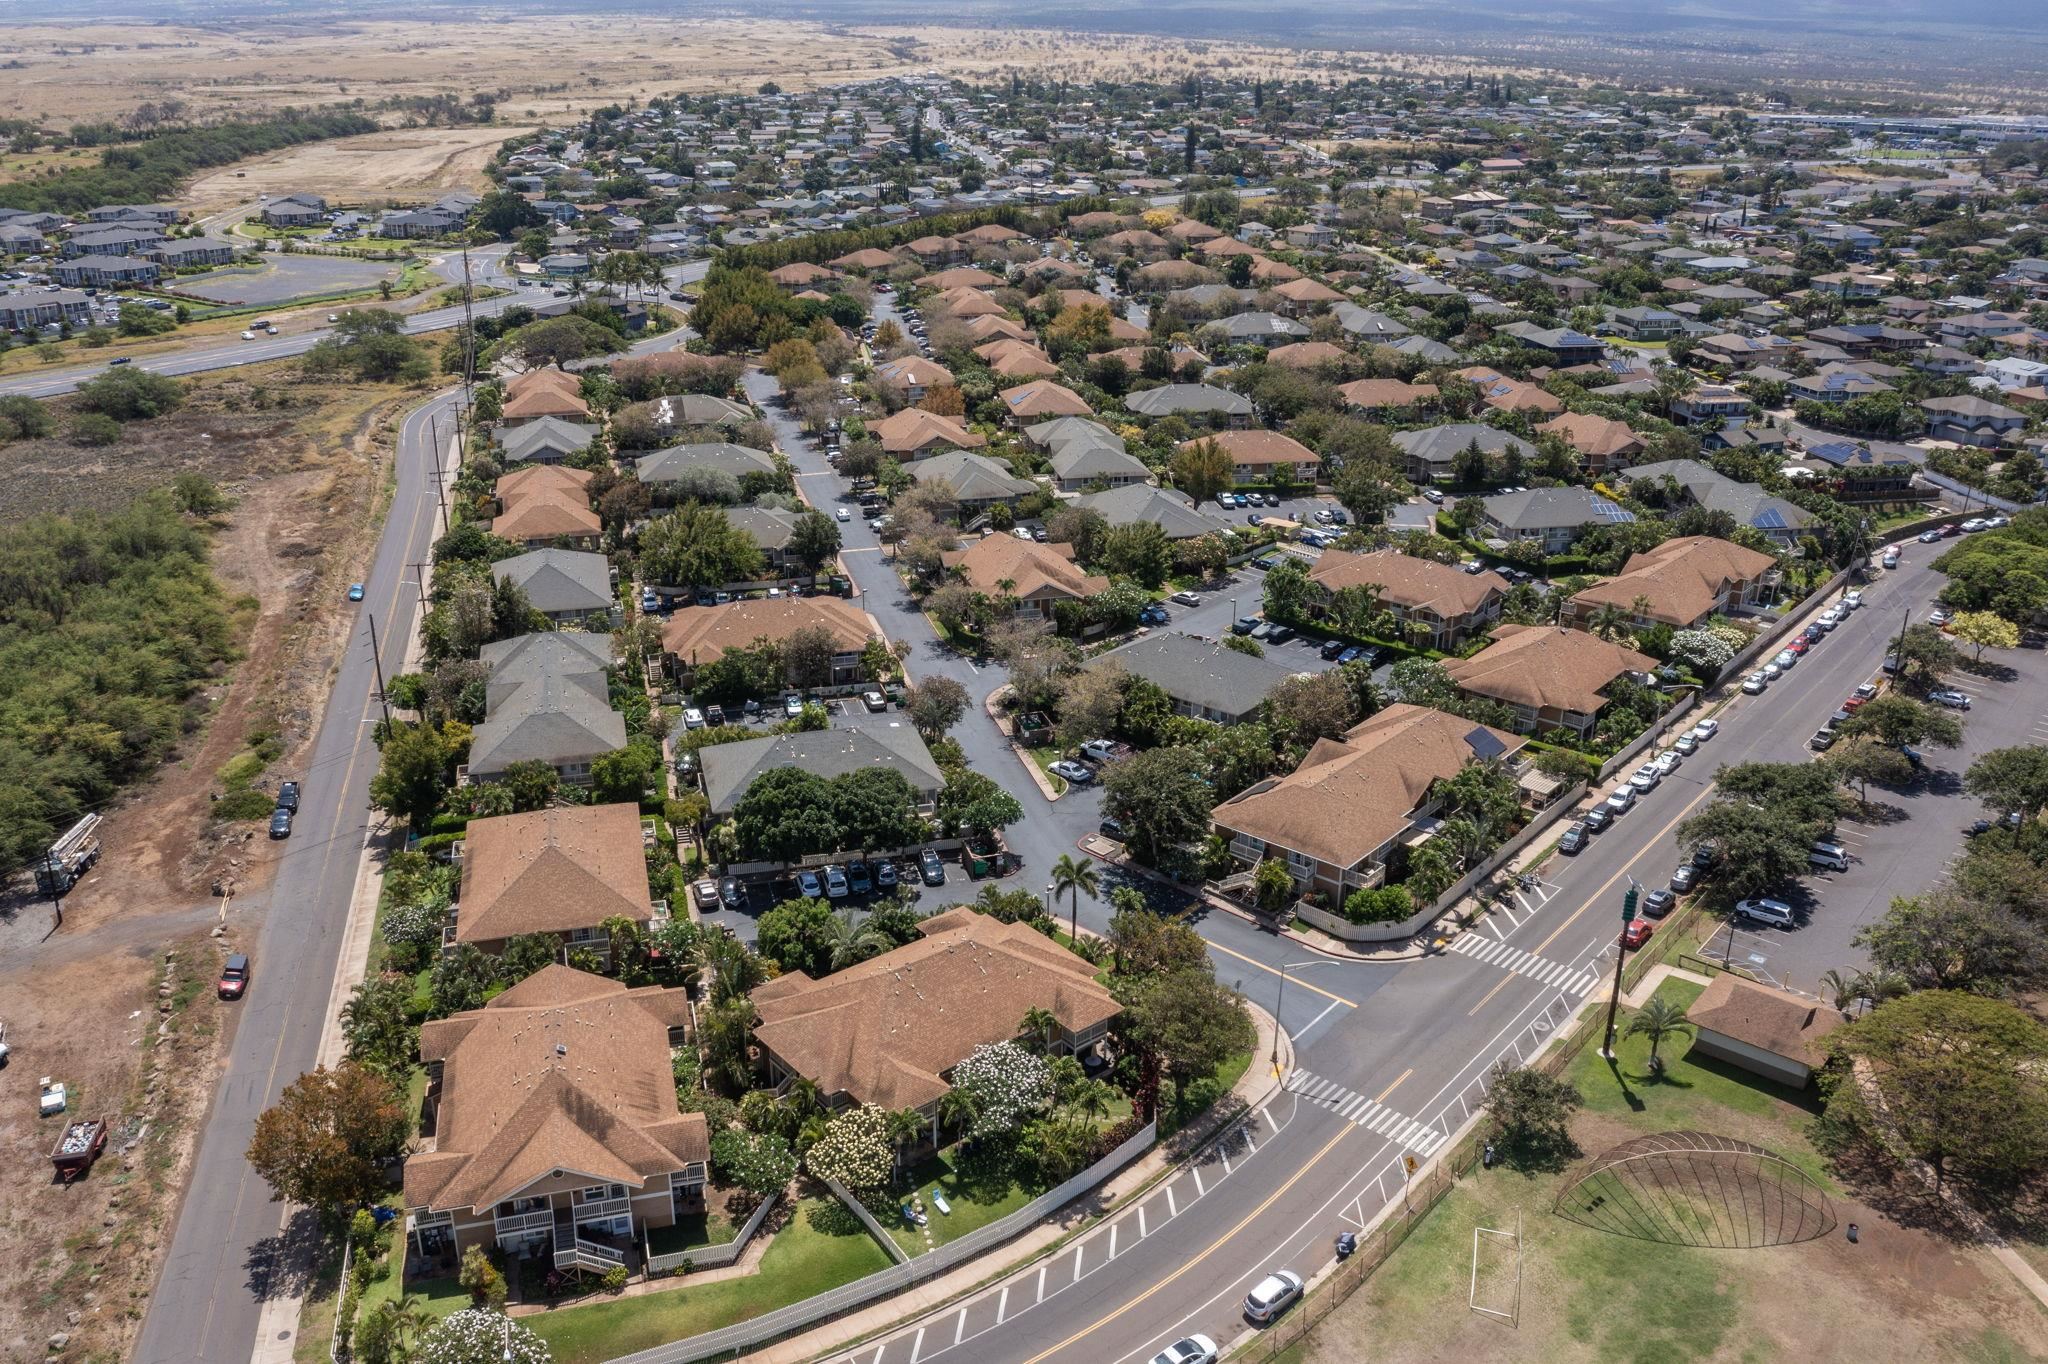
[607, 1121, 1156, 1364]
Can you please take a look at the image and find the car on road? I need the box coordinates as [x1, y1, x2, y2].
[1774, 649, 1798, 669]
[1961, 517, 1988, 533]
[1151, 1336, 1219, 1364]
[1653, 750, 1682, 776]
[1929, 688, 1971, 710]
[1099, 816, 1127, 840]
[1621, 918, 1654, 950]
[1459, 559, 1485, 574]
[1422, 488, 1446, 504]
[875, 860, 899, 891]
[692, 879, 721, 911]
[682, 707, 705, 729]
[1232, 616, 1260, 635]
[1817, 608, 1842, 629]
[1266, 624, 1295, 645]
[1926, 608, 1950, 627]
[1787, 637, 1810, 655]
[240, 329, 256, 340]
[1605, 786, 1636, 816]
[796, 869, 824, 899]
[863, 690, 888, 711]
[1251, 553, 1283, 571]
[1629, 766, 1659, 793]
[1843, 590, 1863, 610]
[1138, 604, 1170, 626]
[107, 356, 131, 367]
[1882, 550, 1901, 569]
[1809, 728, 1838, 751]
[1855, 682, 1878, 701]
[1917, 529, 1943, 544]
[217, 953, 251, 1000]
[1559, 823, 1589, 854]
[784, 693, 805, 718]
[719, 877, 744, 910]
[1742, 672, 1768, 694]
[1986, 515, 2011, 529]
[1670, 864, 1699, 893]
[1642, 888, 1677, 919]
[1049, 760, 1095, 784]
[836, 506, 851, 521]
[1337, 645, 1366, 665]
[823, 864, 849, 899]
[1172, 590, 1202, 606]
[276, 781, 301, 814]
[268, 807, 293, 839]
[1673, 733, 1699, 756]
[848, 859, 873, 894]
[1967, 813, 2024, 837]
[919, 848, 947, 886]
[641, 588, 660, 612]
[1939, 523, 1961, 537]
[1735, 897, 1795, 928]
[1690, 718, 1719, 741]
[1582, 805, 1613, 832]
[347, 582, 365, 602]
[1243, 1270, 1305, 1324]
[1761, 662, 1782, 681]
[1320, 638, 1348, 660]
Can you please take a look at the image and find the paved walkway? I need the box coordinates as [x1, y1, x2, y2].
[733, 1004, 1291, 1364]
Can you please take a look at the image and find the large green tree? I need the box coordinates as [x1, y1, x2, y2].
[638, 502, 764, 590]
[245, 1063, 410, 1219]
[1101, 745, 1216, 868]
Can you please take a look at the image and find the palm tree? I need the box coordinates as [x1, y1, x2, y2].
[1819, 968, 1860, 1013]
[936, 1087, 981, 1139]
[1624, 996, 1695, 1074]
[1017, 1006, 1061, 1054]
[823, 910, 890, 972]
[1586, 601, 1632, 642]
[390, 1292, 432, 1350]
[782, 1076, 825, 1123]
[1068, 1079, 1116, 1126]
[1050, 853, 1099, 944]
[886, 1107, 926, 1182]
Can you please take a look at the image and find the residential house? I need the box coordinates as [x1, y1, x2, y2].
[1331, 303, 1414, 342]
[501, 369, 592, 428]
[1307, 549, 1506, 649]
[1536, 412, 1646, 473]
[910, 451, 1038, 513]
[447, 804, 658, 956]
[403, 966, 706, 1267]
[1442, 624, 1657, 738]
[1216, 311, 1311, 347]
[1684, 973, 1844, 1088]
[725, 505, 819, 577]
[492, 465, 601, 549]
[1048, 433, 1151, 491]
[1607, 307, 1684, 341]
[1210, 703, 1527, 905]
[634, 442, 779, 495]
[1921, 394, 2026, 447]
[0, 288, 92, 332]
[699, 724, 945, 820]
[874, 355, 955, 402]
[497, 417, 602, 466]
[1669, 385, 1752, 426]
[1389, 424, 1535, 485]
[1561, 536, 1779, 631]
[750, 908, 1119, 1132]
[50, 256, 159, 288]
[1088, 631, 1307, 725]
[1495, 322, 1605, 367]
[661, 596, 880, 683]
[466, 667, 627, 787]
[941, 534, 1109, 622]
[1183, 430, 1320, 485]
[1617, 460, 1810, 547]
[1073, 485, 1227, 540]
[870, 407, 984, 457]
[1124, 384, 1255, 426]
[1458, 367, 1562, 417]
[259, 193, 328, 228]
[1475, 488, 1637, 555]
[998, 379, 1092, 425]
[147, 236, 239, 269]
[491, 548, 614, 625]
[1337, 378, 1439, 415]
[1787, 363, 1891, 405]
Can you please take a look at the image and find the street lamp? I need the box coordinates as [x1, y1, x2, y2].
[1273, 959, 1344, 1072]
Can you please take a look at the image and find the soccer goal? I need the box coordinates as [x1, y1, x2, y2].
[1468, 1207, 1522, 1326]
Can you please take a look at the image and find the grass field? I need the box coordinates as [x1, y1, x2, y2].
[525, 1196, 891, 1364]
[1279, 983, 2048, 1364]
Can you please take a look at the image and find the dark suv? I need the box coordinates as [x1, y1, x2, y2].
[276, 781, 300, 813]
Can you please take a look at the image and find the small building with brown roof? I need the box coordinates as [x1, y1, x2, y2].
[1097, 228, 1172, 261]
[942, 534, 1109, 622]
[451, 803, 659, 956]
[869, 406, 984, 457]
[500, 369, 591, 428]
[1561, 536, 1780, 632]
[873, 354, 955, 402]
[750, 907, 1120, 1131]
[1337, 378, 1439, 414]
[1307, 548, 1505, 649]
[1211, 704, 1527, 906]
[661, 595, 881, 685]
[1442, 624, 1657, 737]
[934, 287, 1006, 319]
[1686, 973, 1845, 1087]
[492, 465, 600, 549]
[1263, 340, 1351, 370]
[403, 965, 706, 1267]
[1537, 412, 1647, 474]
[1182, 429, 1320, 484]
[1268, 276, 1345, 313]
[918, 266, 1001, 291]
[829, 247, 901, 272]
[767, 261, 842, 292]
[998, 379, 1092, 424]
[962, 314, 1036, 345]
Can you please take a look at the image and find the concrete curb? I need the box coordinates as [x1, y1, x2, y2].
[982, 682, 1065, 802]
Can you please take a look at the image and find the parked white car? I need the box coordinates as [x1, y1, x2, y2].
[1742, 672, 1767, 694]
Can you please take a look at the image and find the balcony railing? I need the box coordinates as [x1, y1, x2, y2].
[493, 1208, 554, 1238]
[572, 1195, 630, 1225]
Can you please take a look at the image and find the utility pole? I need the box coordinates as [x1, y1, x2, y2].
[366, 612, 394, 730]
[1600, 882, 1639, 1059]
[426, 413, 450, 536]
[407, 561, 431, 613]
[456, 242, 478, 453]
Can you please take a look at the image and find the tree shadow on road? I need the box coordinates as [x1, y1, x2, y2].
[244, 1205, 326, 1302]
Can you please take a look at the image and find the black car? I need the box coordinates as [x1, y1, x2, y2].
[268, 807, 293, 839]
[1099, 816, 1127, 840]
[276, 781, 300, 813]
[718, 876, 744, 910]
[1692, 842, 1720, 869]
[919, 848, 947, 886]
[1582, 806, 1613, 832]
[1558, 822, 1589, 854]
[1319, 638, 1348, 660]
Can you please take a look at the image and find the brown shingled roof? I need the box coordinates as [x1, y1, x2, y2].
[661, 595, 878, 664]
[455, 804, 654, 945]
[942, 534, 1109, 603]
[1688, 972, 1844, 1070]
[750, 909, 1120, 1111]
[1309, 548, 1506, 617]
[405, 966, 705, 1215]
[1568, 536, 1779, 628]
[869, 406, 985, 455]
[1211, 704, 1525, 870]
[1443, 624, 1657, 715]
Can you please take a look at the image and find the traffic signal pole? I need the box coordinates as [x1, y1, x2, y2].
[1600, 882, 1639, 1059]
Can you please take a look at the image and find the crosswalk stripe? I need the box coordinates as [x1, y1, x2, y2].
[1340, 1094, 1369, 1120]
[1352, 1103, 1380, 1126]
[1369, 1110, 1396, 1134]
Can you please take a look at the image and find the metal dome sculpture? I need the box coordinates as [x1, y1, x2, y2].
[1554, 1130, 1836, 1248]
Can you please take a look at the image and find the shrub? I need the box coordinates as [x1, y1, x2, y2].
[600, 1264, 629, 1293]
[1340, 886, 1414, 925]
[68, 411, 124, 446]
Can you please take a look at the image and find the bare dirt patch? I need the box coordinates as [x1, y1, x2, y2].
[183, 126, 519, 214]
[0, 358, 427, 1364]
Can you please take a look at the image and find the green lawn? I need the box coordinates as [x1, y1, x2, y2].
[526, 1196, 891, 1364]
[886, 1147, 1043, 1256]
[646, 1208, 738, 1258]
[1025, 744, 1070, 795]
[1161, 1050, 1252, 1137]
[358, 1266, 469, 1324]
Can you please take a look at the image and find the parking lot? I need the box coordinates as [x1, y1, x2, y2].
[178, 251, 399, 305]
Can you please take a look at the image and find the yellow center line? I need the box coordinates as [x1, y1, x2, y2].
[1532, 781, 1721, 958]
[1019, 1122, 1356, 1364]
[1465, 971, 1519, 1018]
[1374, 1067, 1412, 1103]
[1204, 938, 1358, 1007]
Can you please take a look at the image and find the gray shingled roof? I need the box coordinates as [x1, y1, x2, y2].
[700, 724, 945, 816]
[492, 548, 613, 615]
[1088, 631, 1307, 721]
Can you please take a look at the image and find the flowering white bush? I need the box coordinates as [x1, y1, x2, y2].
[1668, 629, 1736, 675]
[952, 1041, 1052, 1137]
[379, 900, 447, 956]
[417, 1309, 552, 1364]
[1706, 622, 1751, 653]
[806, 1103, 894, 1189]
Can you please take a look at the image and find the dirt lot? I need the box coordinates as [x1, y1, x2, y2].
[182, 126, 521, 214]
[0, 359, 425, 1364]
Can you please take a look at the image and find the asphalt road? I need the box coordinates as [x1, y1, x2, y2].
[132, 318, 705, 1364]
[131, 391, 459, 1364]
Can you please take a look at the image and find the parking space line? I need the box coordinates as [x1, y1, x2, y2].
[1036, 1265, 1047, 1303]
[952, 1310, 966, 1346]
[996, 1286, 1009, 1325]
[1166, 1186, 1177, 1216]
[910, 1327, 925, 1364]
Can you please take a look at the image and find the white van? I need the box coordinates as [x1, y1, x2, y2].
[1808, 841, 1849, 872]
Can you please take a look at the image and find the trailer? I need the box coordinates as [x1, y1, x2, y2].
[50, 1118, 106, 1183]
[34, 813, 102, 898]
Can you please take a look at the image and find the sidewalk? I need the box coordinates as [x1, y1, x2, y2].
[735, 1004, 1291, 1364]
